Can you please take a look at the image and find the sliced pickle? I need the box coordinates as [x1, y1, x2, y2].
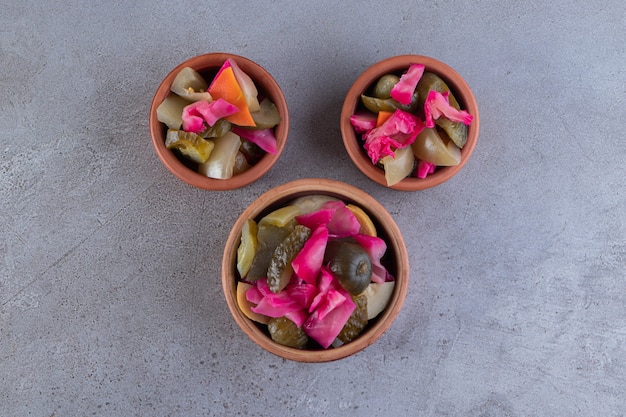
[170, 67, 212, 102]
[236, 218, 258, 278]
[337, 294, 368, 343]
[268, 317, 308, 348]
[200, 118, 232, 139]
[267, 225, 311, 293]
[258, 205, 301, 228]
[197, 131, 241, 179]
[246, 224, 292, 282]
[157, 94, 190, 129]
[360, 92, 419, 114]
[381, 146, 415, 186]
[411, 127, 461, 166]
[165, 129, 214, 163]
[251, 98, 281, 129]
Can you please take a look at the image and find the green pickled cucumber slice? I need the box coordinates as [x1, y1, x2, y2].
[251, 97, 281, 129]
[246, 224, 292, 282]
[165, 129, 215, 163]
[267, 317, 309, 348]
[337, 294, 368, 344]
[267, 225, 311, 293]
[360, 92, 419, 114]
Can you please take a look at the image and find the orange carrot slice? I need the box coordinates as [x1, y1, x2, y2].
[376, 110, 393, 127]
[208, 65, 256, 127]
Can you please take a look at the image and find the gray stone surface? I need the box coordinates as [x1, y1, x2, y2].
[1, 1, 625, 416]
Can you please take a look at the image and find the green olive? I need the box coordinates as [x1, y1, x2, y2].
[324, 239, 372, 295]
[372, 74, 400, 99]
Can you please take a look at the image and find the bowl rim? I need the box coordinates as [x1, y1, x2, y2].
[340, 54, 480, 191]
[149, 52, 289, 190]
[221, 178, 410, 362]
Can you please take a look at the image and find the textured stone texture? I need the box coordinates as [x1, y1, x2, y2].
[1, 1, 625, 416]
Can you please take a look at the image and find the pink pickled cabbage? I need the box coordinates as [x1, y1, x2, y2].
[296, 201, 360, 238]
[182, 99, 239, 133]
[231, 127, 277, 154]
[250, 279, 303, 318]
[322, 201, 361, 238]
[303, 268, 356, 348]
[362, 109, 425, 164]
[287, 281, 318, 309]
[291, 225, 329, 285]
[390, 63, 425, 105]
[295, 209, 335, 231]
[350, 112, 377, 133]
[416, 160, 436, 178]
[423, 90, 473, 128]
[353, 234, 393, 283]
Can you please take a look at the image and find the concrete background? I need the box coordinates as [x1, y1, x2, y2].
[1, 0, 624, 416]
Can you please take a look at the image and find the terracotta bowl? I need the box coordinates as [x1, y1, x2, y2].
[150, 53, 289, 190]
[340, 55, 480, 191]
[221, 178, 409, 362]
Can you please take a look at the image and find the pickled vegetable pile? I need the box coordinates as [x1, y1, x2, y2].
[350, 64, 473, 186]
[236, 195, 396, 349]
[156, 59, 281, 179]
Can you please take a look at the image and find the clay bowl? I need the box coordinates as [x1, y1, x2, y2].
[340, 55, 480, 191]
[222, 178, 409, 362]
[150, 53, 289, 190]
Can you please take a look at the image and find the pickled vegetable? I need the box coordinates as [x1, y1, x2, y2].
[258, 205, 301, 228]
[251, 97, 281, 129]
[268, 316, 309, 348]
[232, 151, 251, 176]
[237, 219, 258, 278]
[157, 94, 190, 129]
[197, 131, 241, 179]
[411, 127, 461, 166]
[236, 282, 270, 324]
[170, 67, 212, 102]
[165, 129, 215, 163]
[345, 204, 376, 237]
[246, 224, 292, 281]
[361, 281, 395, 320]
[337, 294, 368, 343]
[201, 118, 232, 138]
[381, 145, 416, 186]
[267, 225, 312, 293]
[372, 74, 400, 99]
[360, 93, 419, 114]
[324, 239, 372, 295]
[290, 195, 338, 214]
[417, 71, 468, 148]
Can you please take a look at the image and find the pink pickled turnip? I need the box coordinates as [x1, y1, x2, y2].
[291, 225, 329, 285]
[423, 90, 473, 128]
[231, 126, 277, 154]
[390, 63, 425, 105]
[350, 112, 378, 133]
[416, 160, 436, 178]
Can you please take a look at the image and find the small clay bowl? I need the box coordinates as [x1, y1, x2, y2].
[340, 55, 480, 191]
[222, 178, 409, 362]
[150, 53, 289, 190]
